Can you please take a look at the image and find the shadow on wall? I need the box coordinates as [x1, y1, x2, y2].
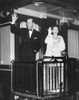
[67, 58, 79, 94]
[0, 83, 4, 98]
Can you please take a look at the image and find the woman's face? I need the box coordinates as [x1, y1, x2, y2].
[52, 26, 58, 35]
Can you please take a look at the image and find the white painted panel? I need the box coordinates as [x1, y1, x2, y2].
[68, 29, 79, 59]
[0, 25, 15, 64]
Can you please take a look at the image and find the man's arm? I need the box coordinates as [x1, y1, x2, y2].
[35, 31, 41, 52]
[10, 13, 20, 35]
[11, 24, 20, 35]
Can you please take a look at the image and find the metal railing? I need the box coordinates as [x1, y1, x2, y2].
[42, 56, 68, 96]
[12, 56, 68, 99]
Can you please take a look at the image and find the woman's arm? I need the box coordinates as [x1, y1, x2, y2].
[57, 36, 65, 51]
[45, 27, 52, 44]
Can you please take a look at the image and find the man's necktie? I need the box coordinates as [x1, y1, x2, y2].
[29, 30, 32, 38]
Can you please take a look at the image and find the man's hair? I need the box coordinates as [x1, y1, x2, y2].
[27, 18, 33, 22]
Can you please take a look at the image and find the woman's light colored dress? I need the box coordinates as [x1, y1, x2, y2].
[43, 34, 65, 94]
[44, 34, 65, 57]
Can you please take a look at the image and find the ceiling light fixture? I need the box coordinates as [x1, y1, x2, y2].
[0, 11, 10, 18]
[33, 0, 43, 6]
[34, 2, 39, 6]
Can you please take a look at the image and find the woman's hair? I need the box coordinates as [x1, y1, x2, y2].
[51, 25, 59, 30]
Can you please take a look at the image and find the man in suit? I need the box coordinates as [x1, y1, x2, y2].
[11, 13, 41, 61]
[11, 13, 41, 93]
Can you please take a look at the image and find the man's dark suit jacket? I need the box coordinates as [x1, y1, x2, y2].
[11, 24, 41, 93]
[11, 24, 41, 61]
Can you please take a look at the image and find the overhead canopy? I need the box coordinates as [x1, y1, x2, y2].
[0, 0, 79, 11]
[0, 0, 79, 24]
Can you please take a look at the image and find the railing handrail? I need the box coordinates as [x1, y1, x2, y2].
[11, 56, 68, 65]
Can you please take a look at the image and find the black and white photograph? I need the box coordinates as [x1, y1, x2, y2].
[0, 0, 79, 100]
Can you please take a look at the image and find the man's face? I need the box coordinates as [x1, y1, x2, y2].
[27, 18, 33, 30]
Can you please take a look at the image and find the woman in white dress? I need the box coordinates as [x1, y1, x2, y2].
[43, 25, 65, 93]
[44, 25, 65, 58]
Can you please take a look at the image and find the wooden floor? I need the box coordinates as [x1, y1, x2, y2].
[9, 94, 76, 100]
[0, 95, 76, 100]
